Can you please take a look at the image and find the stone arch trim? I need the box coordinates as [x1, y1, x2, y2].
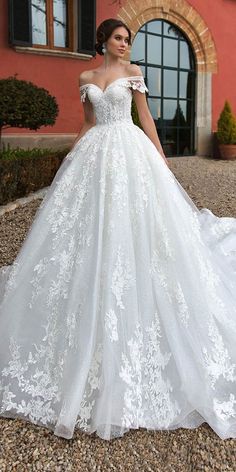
[117, 0, 218, 73]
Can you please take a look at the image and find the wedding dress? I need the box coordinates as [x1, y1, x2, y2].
[0, 75, 236, 442]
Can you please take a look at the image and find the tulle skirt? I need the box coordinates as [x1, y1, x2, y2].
[0, 121, 236, 440]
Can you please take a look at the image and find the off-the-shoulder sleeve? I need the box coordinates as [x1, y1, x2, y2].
[79, 84, 89, 102]
[128, 76, 148, 94]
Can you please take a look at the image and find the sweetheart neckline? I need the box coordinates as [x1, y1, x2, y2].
[79, 75, 144, 94]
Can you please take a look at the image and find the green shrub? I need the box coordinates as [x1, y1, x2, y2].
[0, 145, 67, 161]
[0, 148, 67, 205]
[0, 76, 59, 146]
[216, 100, 236, 144]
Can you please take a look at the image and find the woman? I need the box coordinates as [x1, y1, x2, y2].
[0, 18, 236, 442]
[78, 19, 169, 167]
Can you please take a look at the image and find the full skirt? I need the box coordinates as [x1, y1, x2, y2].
[0, 121, 236, 440]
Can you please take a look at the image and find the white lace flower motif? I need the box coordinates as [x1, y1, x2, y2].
[104, 309, 118, 342]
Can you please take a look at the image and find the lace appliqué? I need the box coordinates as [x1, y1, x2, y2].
[102, 148, 129, 217]
[111, 245, 136, 310]
[1, 261, 20, 301]
[75, 343, 103, 431]
[172, 282, 189, 327]
[0, 332, 63, 424]
[79, 75, 148, 103]
[150, 252, 189, 327]
[119, 313, 181, 428]
[213, 394, 236, 421]
[119, 323, 144, 427]
[65, 307, 83, 350]
[143, 313, 181, 427]
[29, 235, 77, 309]
[124, 76, 148, 94]
[45, 160, 96, 249]
[104, 309, 118, 342]
[202, 316, 236, 389]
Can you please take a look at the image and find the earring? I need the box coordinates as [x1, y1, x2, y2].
[102, 43, 106, 54]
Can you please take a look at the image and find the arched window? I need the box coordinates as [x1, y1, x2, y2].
[131, 20, 196, 157]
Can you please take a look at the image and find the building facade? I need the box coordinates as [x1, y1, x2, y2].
[0, 0, 236, 157]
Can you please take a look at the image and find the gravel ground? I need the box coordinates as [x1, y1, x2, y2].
[0, 155, 236, 472]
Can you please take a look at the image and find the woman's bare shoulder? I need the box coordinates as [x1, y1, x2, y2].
[79, 70, 96, 87]
[125, 63, 143, 77]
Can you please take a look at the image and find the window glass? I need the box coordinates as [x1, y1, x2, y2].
[147, 34, 161, 64]
[180, 41, 191, 69]
[53, 0, 68, 47]
[148, 98, 162, 120]
[131, 19, 195, 156]
[163, 37, 178, 68]
[31, 0, 47, 45]
[163, 99, 178, 123]
[130, 32, 145, 63]
[147, 21, 162, 34]
[180, 71, 193, 98]
[163, 21, 185, 39]
[163, 69, 178, 98]
[147, 67, 161, 96]
[179, 100, 193, 126]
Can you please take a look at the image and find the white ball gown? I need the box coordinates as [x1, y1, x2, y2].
[0, 75, 236, 441]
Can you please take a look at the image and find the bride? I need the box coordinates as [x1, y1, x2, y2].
[0, 17, 236, 442]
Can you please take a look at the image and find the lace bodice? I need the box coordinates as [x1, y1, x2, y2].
[79, 76, 148, 125]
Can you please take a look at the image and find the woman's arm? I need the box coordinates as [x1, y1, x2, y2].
[129, 66, 169, 167]
[135, 96, 169, 167]
[71, 73, 96, 147]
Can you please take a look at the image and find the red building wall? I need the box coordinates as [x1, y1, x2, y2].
[187, 0, 236, 130]
[0, 0, 235, 139]
[0, 0, 117, 138]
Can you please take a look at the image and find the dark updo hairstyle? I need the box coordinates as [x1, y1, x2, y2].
[95, 18, 132, 56]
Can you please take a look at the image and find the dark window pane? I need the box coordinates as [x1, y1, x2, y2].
[147, 20, 161, 34]
[31, 0, 47, 45]
[179, 100, 193, 126]
[163, 69, 178, 97]
[180, 71, 194, 99]
[179, 128, 191, 155]
[53, 0, 68, 47]
[148, 98, 161, 120]
[175, 103, 187, 127]
[147, 34, 161, 64]
[9, 0, 32, 46]
[163, 37, 178, 67]
[180, 41, 191, 69]
[163, 128, 190, 156]
[130, 32, 145, 62]
[163, 21, 184, 39]
[178, 100, 187, 124]
[163, 99, 178, 124]
[147, 67, 161, 96]
[189, 49, 195, 70]
[162, 127, 177, 156]
[132, 19, 195, 157]
[78, 0, 96, 55]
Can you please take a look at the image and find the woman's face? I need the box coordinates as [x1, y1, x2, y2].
[106, 26, 130, 57]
